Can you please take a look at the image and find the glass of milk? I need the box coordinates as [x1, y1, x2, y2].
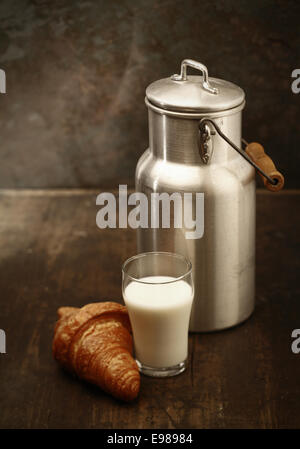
[122, 252, 194, 377]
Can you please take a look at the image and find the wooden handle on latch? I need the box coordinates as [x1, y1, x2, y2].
[245, 142, 284, 192]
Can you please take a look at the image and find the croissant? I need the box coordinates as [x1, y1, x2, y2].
[52, 302, 140, 402]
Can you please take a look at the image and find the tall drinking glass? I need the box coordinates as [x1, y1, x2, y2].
[122, 252, 194, 377]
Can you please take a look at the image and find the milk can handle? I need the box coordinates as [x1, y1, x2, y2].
[199, 118, 284, 192]
[171, 59, 219, 95]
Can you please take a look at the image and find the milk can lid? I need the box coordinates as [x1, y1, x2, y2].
[146, 59, 245, 113]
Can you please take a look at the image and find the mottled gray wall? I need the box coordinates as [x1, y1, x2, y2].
[0, 0, 299, 188]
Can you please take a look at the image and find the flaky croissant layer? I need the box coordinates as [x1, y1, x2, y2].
[52, 302, 140, 401]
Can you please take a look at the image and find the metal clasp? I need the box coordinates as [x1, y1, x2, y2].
[171, 59, 219, 95]
[198, 118, 277, 185]
[198, 123, 214, 164]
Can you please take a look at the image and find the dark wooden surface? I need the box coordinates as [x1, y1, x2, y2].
[0, 189, 299, 429]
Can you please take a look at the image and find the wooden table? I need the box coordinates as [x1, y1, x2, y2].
[0, 189, 299, 429]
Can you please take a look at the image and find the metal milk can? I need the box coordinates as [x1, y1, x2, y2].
[136, 59, 284, 332]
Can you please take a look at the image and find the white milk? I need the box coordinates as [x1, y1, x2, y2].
[124, 276, 193, 368]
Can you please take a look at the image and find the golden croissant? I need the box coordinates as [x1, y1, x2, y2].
[52, 302, 140, 401]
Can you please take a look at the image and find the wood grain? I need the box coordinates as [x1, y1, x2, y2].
[246, 142, 284, 192]
[0, 189, 299, 429]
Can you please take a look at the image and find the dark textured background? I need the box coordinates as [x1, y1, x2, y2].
[0, 0, 299, 188]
